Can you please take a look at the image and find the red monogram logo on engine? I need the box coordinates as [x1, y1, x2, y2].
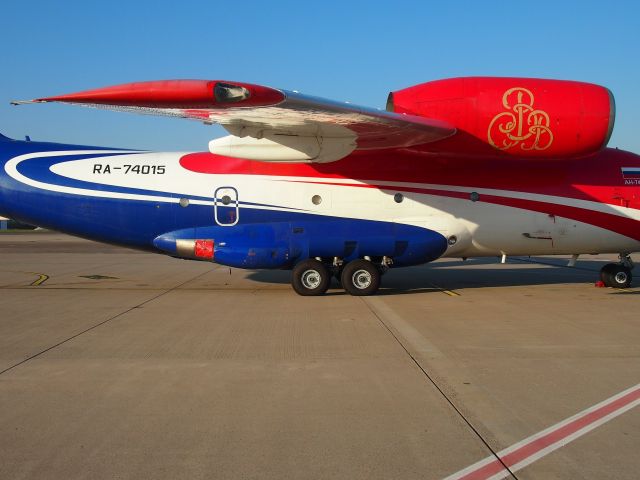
[488, 87, 554, 152]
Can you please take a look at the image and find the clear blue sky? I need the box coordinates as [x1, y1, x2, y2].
[1, 0, 639, 152]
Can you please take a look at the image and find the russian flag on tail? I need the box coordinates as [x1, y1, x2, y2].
[621, 167, 640, 178]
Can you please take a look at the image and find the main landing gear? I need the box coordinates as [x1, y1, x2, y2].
[599, 254, 634, 289]
[341, 259, 381, 296]
[291, 259, 331, 296]
[291, 257, 388, 296]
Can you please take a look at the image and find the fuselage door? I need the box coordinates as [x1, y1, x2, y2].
[214, 186, 239, 226]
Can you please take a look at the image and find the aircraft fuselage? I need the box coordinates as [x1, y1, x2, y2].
[1, 136, 639, 281]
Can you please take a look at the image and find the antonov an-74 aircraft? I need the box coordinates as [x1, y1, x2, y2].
[1, 77, 638, 295]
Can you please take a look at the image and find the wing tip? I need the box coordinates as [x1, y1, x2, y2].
[11, 80, 286, 109]
[10, 99, 48, 106]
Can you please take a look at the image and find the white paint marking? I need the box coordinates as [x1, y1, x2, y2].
[443, 383, 640, 480]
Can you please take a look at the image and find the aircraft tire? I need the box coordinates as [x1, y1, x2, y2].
[291, 259, 331, 296]
[600, 263, 632, 288]
[600, 263, 614, 283]
[341, 259, 381, 296]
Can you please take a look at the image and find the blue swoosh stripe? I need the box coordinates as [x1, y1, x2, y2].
[15, 152, 308, 212]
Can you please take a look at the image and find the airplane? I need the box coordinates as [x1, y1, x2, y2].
[0, 76, 638, 295]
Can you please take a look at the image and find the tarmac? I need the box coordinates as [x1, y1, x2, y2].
[0, 231, 639, 479]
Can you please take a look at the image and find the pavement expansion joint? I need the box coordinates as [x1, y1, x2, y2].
[0, 268, 212, 377]
[360, 296, 520, 480]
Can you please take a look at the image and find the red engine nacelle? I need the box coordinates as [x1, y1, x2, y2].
[387, 77, 615, 158]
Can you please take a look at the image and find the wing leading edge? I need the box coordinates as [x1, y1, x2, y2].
[13, 80, 455, 163]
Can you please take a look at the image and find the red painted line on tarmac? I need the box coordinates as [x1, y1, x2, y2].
[443, 383, 640, 480]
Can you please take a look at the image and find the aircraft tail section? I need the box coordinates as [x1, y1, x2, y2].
[0, 132, 11, 141]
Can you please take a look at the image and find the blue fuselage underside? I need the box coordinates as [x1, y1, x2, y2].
[0, 138, 447, 269]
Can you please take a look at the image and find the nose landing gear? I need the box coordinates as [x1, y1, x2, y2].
[599, 254, 634, 289]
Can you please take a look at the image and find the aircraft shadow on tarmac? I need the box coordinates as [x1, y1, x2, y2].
[246, 257, 619, 295]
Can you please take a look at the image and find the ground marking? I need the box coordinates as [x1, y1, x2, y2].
[29, 273, 49, 286]
[428, 282, 461, 296]
[443, 383, 640, 480]
[1, 270, 50, 286]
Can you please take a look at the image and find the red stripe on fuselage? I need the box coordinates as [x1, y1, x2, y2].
[179, 147, 640, 210]
[284, 179, 640, 241]
[179, 147, 640, 239]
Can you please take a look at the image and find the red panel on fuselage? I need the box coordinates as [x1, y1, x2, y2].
[179, 147, 640, 211]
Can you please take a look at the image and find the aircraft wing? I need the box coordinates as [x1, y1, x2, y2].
[13, 80, 455, 163]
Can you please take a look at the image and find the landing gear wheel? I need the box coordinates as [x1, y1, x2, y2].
[341, 259, 381, 296]
[291, 259, 331, 296]
[600, 263, 633, 288]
